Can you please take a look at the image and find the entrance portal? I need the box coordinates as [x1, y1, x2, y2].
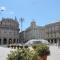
[3, 38, 7, 44]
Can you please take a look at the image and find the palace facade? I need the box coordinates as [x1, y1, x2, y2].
[19, 20, 60, 45]
[0, 18, 20, 45]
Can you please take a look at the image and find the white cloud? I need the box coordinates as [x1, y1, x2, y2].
[0, 6, 14, 15]
[0, 6, 6, 11]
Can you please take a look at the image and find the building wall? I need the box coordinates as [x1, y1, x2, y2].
[44, 22, 60, 44]
[19, 20, 60, 45]
[0, 18, 20, 45]
[19, 21, 44, 42]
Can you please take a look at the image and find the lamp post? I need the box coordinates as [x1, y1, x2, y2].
[19, 18, 24, 43]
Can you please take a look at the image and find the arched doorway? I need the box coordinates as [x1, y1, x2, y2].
[55, 39, 57, 43]
[48, 39, 50, 43]
[9, 39, 12, 44]
[3, 38, 7, 44]
[0, 39, 1, 45]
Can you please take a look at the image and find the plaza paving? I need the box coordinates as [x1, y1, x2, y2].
[0, 45, 60, 60]
[48, 45, 60, 60]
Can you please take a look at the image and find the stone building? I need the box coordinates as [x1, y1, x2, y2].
[0, 18, 20, 45]
[19, 20, 45, 43]
[44, 22, 60, 44]
[19, 20, 60, 45]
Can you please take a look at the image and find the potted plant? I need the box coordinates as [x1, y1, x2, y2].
[37, 45, 50, 60]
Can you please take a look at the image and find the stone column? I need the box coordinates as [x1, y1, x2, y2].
[50, 39, 51, 44]
[57, 39, 60, 46]
[59, 40, 60, 45]
[53, 39, 55, 44]
[57, 39, 59, 45]
[1, 38, 3, 45]
[15, 39, 17, 44]
[12, 39, 13, 44]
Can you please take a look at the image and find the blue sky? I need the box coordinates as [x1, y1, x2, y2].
[0, 0, 60, 30]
